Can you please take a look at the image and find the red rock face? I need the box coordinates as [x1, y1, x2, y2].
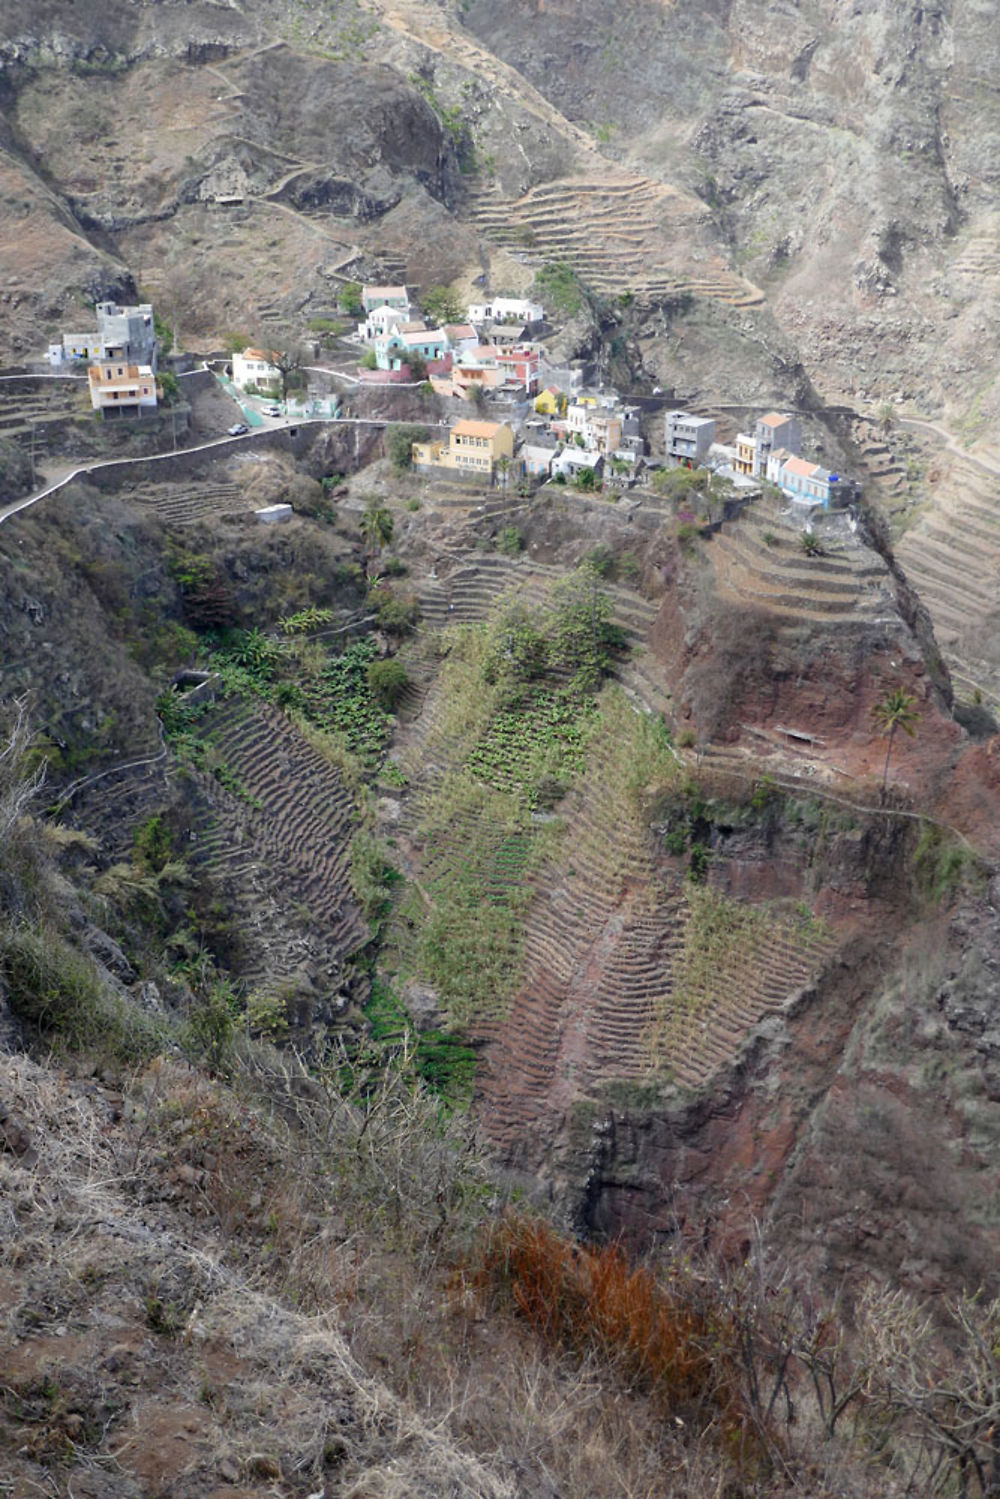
[473, 506, 1000, 1294]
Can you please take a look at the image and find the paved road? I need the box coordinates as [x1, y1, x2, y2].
[0, 415, 449, 527]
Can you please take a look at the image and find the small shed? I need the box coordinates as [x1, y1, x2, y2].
[256, 503, 293, 525]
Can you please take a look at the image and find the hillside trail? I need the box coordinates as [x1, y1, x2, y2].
[362, 0, 600, 157]
[899, 415, 1000, 477]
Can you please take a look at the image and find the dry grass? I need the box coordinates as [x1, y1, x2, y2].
[0, 1049, 515, 1498]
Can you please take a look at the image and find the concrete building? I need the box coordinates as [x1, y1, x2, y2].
[665, 410, 716, 465]
[362, 284, 410, 314]
[443, 323, 478, 355]
[375, 326, 449, 370]
[412, 418, 516, 481]
[772, 453, 848, 508]
[551, 447, 604, 481]
[357, 301, 412, 341]
[87, 357, 157, 417]
[52, 301, 157, 369]
[256, 503, 294, 525]
[232, 347, 282, 393]
[468, 296, 544, 326]
[734, 432, 756, 477]
[620, 406, 646, 454]
[522, 440, 557, 478]
[754, 411, 801, 477]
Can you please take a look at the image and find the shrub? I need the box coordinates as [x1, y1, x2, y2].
[371, 588, 420, 635]
[158, 370, 180, 405]
[0, 437, 33, 499]
[0, 924, 163, 1063]
[497, 526, 523, 557]
[339, 281, 364, 316]
[367, 657, 410, 710]
[387, 425, 430, 472]
[349, 830, 400, 926]
[475, 1213, 717, 1411]
[586, 545, 614, 578]
[185, 978, 240, 1074]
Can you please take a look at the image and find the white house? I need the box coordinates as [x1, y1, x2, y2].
[232, 347, 281, 393]
[357, 301, 412, 341]
[468, 297, 544, 326]
[551, 447, 604, 481]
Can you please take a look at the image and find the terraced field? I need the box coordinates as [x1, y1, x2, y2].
[123, 478, 253, 526]
[465, 177, 765, 309]
[186, 698, 367, 989]
[895, 449, 1000, 706]
[417, 552, 658, 645]
[0, 379, 88, 455]
[708, 496, 896, 628]
[471, 707, 837, 1162]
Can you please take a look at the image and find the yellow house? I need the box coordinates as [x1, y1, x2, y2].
[534, 386, 564, 416]
[734, 432, 756, 477]
[412, 418, 515, 480]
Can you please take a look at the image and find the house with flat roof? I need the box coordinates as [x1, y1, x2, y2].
[358, 300, 412, 341]
[51, 301, 157, 370]
[754, 412, 801, 477]
[522, 440, 557, 478]
[551, 446, 603, 481]
[665, 410, 716, 465]
[88, 357, 157, 417]
[734, 432, 756, 477]
[468, 296, 544, 326]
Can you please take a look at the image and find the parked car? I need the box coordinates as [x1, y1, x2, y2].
[227, 422, 248, 436]
[264, 405, 281, 417]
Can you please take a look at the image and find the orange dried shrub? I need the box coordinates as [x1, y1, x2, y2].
[475, 1213, 723, 1413]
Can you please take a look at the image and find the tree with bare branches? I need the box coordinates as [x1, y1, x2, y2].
[0, 696, 45, 844]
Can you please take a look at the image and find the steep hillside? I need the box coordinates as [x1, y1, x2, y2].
[463, 0, 1000, 422]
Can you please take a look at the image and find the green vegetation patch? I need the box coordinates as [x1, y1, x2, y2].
[406, 774, 553, 1028]
[0, 923, 165, 1064]
[467, 687, 598, 809]
[162, 630, 398, 778]
[308, 637, 394, 768]
[355, 980, 477, 1108]
[532, 261, 589, 318]
[395, 573, 636, 1023]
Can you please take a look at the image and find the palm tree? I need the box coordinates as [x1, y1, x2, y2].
[872, 687, 919, 796]
[496, 455, 510, 493]
[359, 500, 394, 563]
